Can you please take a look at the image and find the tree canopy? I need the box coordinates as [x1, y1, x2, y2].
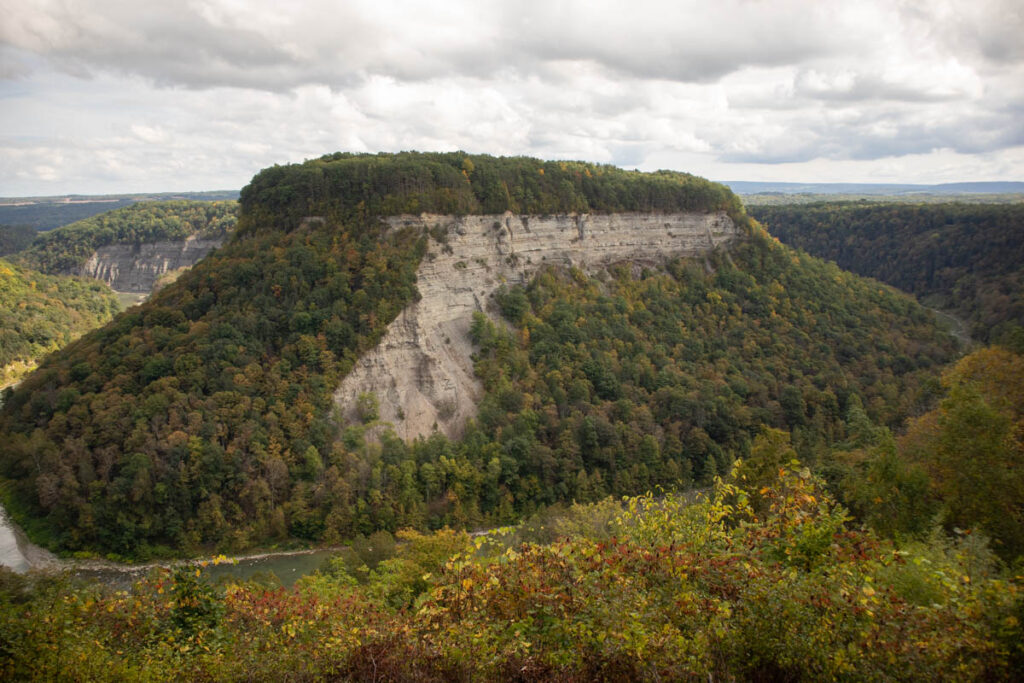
[751, 202, 1024, 345]
[0, 259, 120, 387]
[238, 151, 749, 232]
[17, 200, 237, 275]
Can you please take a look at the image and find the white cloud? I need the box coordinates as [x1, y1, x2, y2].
[0, 0, 1021, 194]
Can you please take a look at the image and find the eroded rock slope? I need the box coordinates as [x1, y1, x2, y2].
[335, 211, 742, 440]
[80, 235, 223, 293]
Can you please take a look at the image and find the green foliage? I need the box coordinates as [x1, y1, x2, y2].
[355, 391, 379, 424]
[0, 225, 37, 257]
[0, 213, 423, 556]
[0, 217, 957, 558]
[825, 345, 1024, 562]
[170, 565, 223, 635]
[899, 347, 1024, 559]
[2, 474, 1019, 680]
[0, 259, 120, 386]
[732, 427, 799, 513]
[0, 156, 959, 560]
[751, 202, 1024, 343]
[238, 151, 749, 233]
[17, 200, 237, 274]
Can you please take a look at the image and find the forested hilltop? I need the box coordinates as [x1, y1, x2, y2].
[16, 200, 238, 275]
[239, 151, 747, 230]
[750, 202, 1024, 345]
[0, 259, 120, 388]
[0, 152, 960, 560]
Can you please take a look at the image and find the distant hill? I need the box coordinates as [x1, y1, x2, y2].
[16, 201, 238, 292]
[750, 202, 1024, 345]
[723, 180, 1024, 196]
[0, 225, 37, 257]
[0, 190, 239, 232]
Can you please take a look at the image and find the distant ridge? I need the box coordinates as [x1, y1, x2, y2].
[0, 190, 240, 231]
[720, 180, 1024, 196]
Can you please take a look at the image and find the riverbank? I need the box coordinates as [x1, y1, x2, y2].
[0, 501, 342, 587]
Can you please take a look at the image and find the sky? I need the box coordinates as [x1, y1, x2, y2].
[1, 0, 1022, 196]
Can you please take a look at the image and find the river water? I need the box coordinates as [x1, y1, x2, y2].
[0, 502, 338, 588]
[0, 505, 31, 573]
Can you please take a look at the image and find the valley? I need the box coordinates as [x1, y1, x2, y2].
[0, 153, 1020, 680]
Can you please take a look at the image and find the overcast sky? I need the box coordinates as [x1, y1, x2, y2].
[1, 0, 1022, 196]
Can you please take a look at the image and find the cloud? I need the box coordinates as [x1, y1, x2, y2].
[0, 0, 896, 90]
[0, 0, 1021, 194]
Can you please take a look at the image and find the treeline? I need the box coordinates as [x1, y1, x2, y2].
[239, 151, 748, 232]
[0, 192, 239, 231]
[750, 202, 1024, 344]
[17, 200, 238, 275]
[0, 199, 135, 231]
[0, 259, 121, 387]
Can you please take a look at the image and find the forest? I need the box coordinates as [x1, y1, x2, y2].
[2, 455, 1020, 680]
[238, 151, 746, 231]
[0, 259, 121, 387]
[750, 202, 1024, 346]
[16, 200, 238, 275]
[0, 191, 239, 232]
[0, 153, 959, 559]
[0, 154, 1021, 678]
[0, 225, 37, 258]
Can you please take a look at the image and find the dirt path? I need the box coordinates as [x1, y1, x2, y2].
[924, 305, 973, 348]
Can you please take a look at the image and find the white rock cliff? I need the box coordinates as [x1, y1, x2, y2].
[334, 211, 743, 440]
[79, 235, 223, 293]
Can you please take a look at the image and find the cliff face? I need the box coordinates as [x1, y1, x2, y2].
[79, 235, 223, 293]
[334, 211, 742, 440]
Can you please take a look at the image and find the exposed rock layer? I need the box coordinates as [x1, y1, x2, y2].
[79, 235, 223, 293]
[334, 211, 742, 440]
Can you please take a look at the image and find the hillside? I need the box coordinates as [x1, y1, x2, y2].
[0, 191, 239, 232]
[0, 153, 958, 558]
[749, 202, 1024, 345]
[0, 225, 37, 257]
[16, 200, 237, 292]
[0, 259, 121, 388]
[335, 211, 742, 440]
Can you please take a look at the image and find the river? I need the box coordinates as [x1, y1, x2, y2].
[0, 502, 338, 588]
[0, 504, 31, 573]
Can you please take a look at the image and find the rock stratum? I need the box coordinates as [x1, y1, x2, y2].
[334, 211, 742, 439]
[79, 235, 224, 293]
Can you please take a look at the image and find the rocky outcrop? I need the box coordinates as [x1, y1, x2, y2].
[334, 211, 743, 440]
[79, 235, 223, 293]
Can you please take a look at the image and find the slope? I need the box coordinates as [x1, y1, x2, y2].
[0, 153, 956, 558]
[0, 152, 745, 558]
[0, 259, 121, 388]
[750, 202, 1024, 345]
[16, 200, 237, 293]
